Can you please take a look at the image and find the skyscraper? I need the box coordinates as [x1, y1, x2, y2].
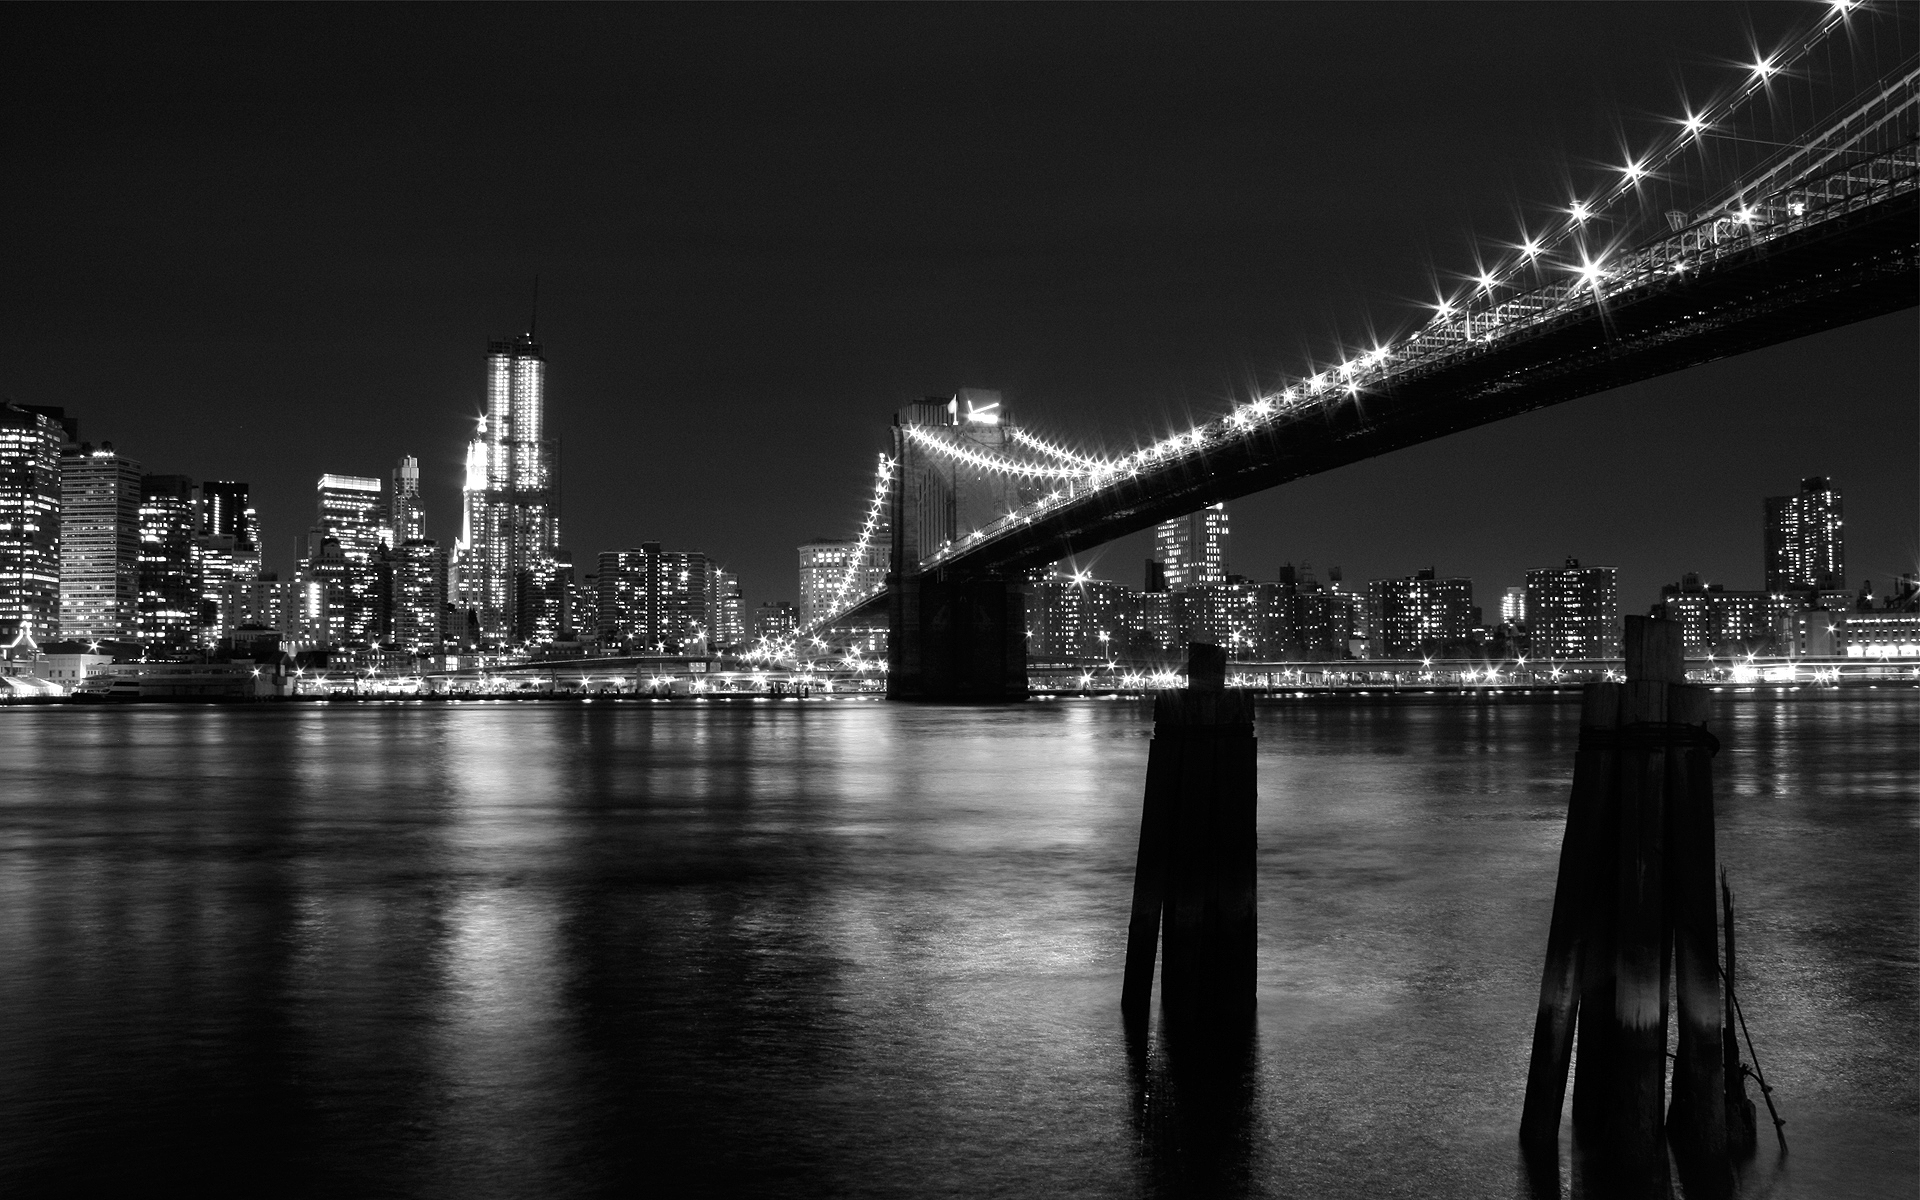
[317, 474, 385, 561]
[200, 480, 257, 545]
[194, 480, 259, 647]
[1526, 558, 1621, 659]
[1154, 504, 1229, 591]
[314, 473, 385, 645]
[137, 475, 199, 649]
[391, 539, 449, 653]
[0, 403, 66, 640]
[390, 455, 425, 543]
[463, 334, 560, 644]
[60, 442, 144, 642]
[1764, 476, 1844, 593]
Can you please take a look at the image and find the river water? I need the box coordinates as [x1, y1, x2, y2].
[0, 695, 1912, 1198]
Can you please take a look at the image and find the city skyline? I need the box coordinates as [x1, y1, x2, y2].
[3, 5, 1912, 619]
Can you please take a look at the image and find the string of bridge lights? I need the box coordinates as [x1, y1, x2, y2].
[819, 453, 896, 620]
[1455, 0, 1870, 312]
[819, 0, 1908, 600]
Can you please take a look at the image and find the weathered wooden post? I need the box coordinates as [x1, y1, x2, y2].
[1522, 614, 1737, 1190]
[1607, 616, 1682, 1194]
[1121, 642, 1257, 1024]
[1519, 679, 1620, 1150]
[1667, 682, 1728, 1174]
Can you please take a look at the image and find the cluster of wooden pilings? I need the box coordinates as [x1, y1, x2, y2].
[1122, 644, 1258, 1025]
[1520, 615, 1760, 1195]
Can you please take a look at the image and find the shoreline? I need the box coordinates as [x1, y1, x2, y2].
[4, 683, 1915, 708]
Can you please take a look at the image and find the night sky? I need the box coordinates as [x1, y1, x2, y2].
[6, 3, 1914, 614]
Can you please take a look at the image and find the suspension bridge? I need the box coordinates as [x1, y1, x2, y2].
[795, 2, 1917, 699]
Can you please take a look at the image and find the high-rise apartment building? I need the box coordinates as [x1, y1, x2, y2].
[1525, 558, 1621, 659]
[1027, 568, 1130, 660]
[1764, 476, 1844, 593]
[1154, 504, 1229, 591]
[597, 544, 711, 650]
[462, 334, 560, 644]
[707, 568, 744, 649]
[0, 404, 66, 640]
[390, 455, 425, 544]
[58, 443, 144, 642]
[137, 475, 199, 649]
[1366, 568, 1476, 657]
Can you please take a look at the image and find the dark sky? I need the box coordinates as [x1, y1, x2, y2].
[6, 3, 1914, 612]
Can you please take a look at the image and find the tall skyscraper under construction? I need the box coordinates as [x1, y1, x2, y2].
[461, 333, 561, 644]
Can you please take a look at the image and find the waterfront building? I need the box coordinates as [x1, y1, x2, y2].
[1153, 504, 1229, 591]
[389, 455, 425, 543]
[753, 601, 798, 643]
[1276, 563, 1365, 660]
[137, 475, 199, 650]
[0, 404, 67, 640]
[1841, 612, 1920, 658]
[1659, 576, 1805, 656]
[1525, 558, 1621, 659]
[797, 539, 857, 628]
[462, 334, 561, 644]
[1764, 476, 1844, 593]
[59, 442, 143, 641]
[1129, 590, 1175, 651]
[1366, 568, 1477, 658]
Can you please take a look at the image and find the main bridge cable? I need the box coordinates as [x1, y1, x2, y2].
[902, 424, 1090, 480]
[815, 453, 896, 630]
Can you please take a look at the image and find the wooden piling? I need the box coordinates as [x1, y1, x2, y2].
[1121, 742, 1177, 1022]
[1607, 615, 1683, 1192]
[1121, 643, 1257, 1023]
[1520, 680, 1621, 1150]
[1666, 683, 1728, 1173]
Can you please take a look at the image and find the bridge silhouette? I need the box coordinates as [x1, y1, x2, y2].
[799, 7, 1918, 699]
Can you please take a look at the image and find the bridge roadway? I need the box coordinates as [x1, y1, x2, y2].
[926, 186, 1917, 582]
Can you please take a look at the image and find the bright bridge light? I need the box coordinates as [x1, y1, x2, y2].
[1752, 57, 1777, 79]
[1622, 159, 1645, 183]
[1682, 113, 1707, 135]
[1570, 200, 1592, 222]
[1521, 237, 1541, 258]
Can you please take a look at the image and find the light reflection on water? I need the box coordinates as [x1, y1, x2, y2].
[0, 696, 1911, 1197]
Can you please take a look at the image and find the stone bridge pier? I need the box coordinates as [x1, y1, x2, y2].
[885, 389, 1031, 702]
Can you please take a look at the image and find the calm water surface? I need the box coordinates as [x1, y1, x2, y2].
[1, 696, 1913, 1198]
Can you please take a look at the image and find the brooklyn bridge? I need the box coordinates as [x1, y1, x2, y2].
[786, 4, 1919, 700]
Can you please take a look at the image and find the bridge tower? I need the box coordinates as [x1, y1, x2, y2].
[886, 389, 1031, 701]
